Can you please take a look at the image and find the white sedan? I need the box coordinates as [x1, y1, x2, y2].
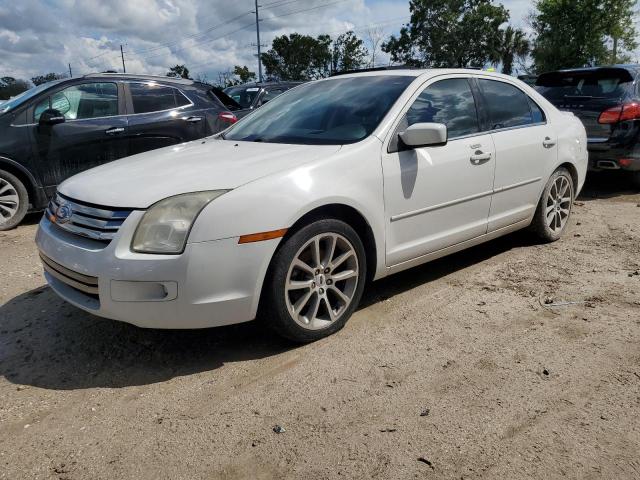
[36, 69, 587, 342]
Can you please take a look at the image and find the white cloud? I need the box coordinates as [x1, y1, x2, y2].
[0, 0, 537, 83]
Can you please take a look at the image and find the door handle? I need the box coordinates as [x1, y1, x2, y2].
[183, 116, 203, 123]
[470, 150, 492, 165]
[105, 127, 125, 135]
[543, 137, 556, 148]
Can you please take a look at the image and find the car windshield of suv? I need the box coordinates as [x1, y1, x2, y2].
[0, 79, 66, 115]
[223, 75, 414, 145]
[535, 69, 634, 101]
[224, 86, 261, 109]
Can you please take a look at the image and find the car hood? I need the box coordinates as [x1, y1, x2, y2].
[59, 139, 341, 208]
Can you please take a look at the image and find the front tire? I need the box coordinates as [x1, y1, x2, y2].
[263, 219, 367, 343]
[530, 167, 574, 242]
[0, 170, 28, 231]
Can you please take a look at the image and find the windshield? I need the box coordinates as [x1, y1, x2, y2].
[535, 69, 634, 101]
[224, 76, 414, 145]
[0, 79, 65, 115]
[224, 86, 261, 109]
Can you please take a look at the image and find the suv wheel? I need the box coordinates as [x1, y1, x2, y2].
[264, 219, 366, 343]
[530, 167, 574, 242]
[0, 170, 28, 231]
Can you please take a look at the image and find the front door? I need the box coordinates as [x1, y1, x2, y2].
[382, 77, 496, 266]
[30, 82, 128, 190]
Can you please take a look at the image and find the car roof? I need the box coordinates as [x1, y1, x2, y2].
[82, 73, 194, 85]
[326, 68, 519, 82]
[539, 64, 640, 75]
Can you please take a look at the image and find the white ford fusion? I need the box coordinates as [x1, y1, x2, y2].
[36, 69, 587, 342]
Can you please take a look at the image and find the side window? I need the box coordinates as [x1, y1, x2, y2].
[406, 78, 480, 139]
[528, 97, 546, 123]
[130, 83, 178, 113]
[175, 90, 191, 107]
[478, 79, 533, 129]
[261, 88, 287, 105]
[34, 97, 50, 121]
[34, 83, 118, 121]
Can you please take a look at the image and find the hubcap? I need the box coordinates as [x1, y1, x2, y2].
[545, 175, 572, 233]
[285, 233, 359, 330]
[0, 178, 20, 225]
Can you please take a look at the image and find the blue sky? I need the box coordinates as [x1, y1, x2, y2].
[0, 0, 538, 82]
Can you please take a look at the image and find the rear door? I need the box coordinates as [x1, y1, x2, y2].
[29, 81, 129, 188]
[476, 77, 557, 231]
[125, 82, 205, 155]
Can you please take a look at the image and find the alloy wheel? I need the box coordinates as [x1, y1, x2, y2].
[545, 175, 572, 233]
[0, 177, 20, 225]
[284, 233, 359, 330]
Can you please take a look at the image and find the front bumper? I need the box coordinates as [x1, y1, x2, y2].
[35, 213, 279, 329]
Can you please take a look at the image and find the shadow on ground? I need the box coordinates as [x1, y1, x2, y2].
[578, 171, 639, 201]
[0, 230, 538, 391]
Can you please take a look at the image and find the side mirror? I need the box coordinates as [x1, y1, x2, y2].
[399, 122, 447, 149]
[39, 109, 65, 126]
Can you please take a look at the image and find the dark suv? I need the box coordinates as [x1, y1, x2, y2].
[535, 65, 640, 188]
[0, 73, 243, 229]
[224, 81, 302, 112]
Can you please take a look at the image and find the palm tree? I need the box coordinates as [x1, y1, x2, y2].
[493, 27, 530, 76]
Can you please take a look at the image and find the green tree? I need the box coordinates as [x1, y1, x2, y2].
[332, 31, 369, 73]
[233, 65, 256, 83]
[31, 72, 66, 86]
[0, 77, 30, 100]
[492, 26, 530, 75]
[261, 33, 332, 80]
[382, 0, 509, 68]
[167, 65, 190, 79]
[531, 0, 637, 72]
[602, 0, 637, 64]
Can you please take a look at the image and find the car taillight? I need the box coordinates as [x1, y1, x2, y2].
[218, 111, 237, 124]
[598, 102, 640, 124]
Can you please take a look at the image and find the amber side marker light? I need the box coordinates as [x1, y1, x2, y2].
[238, 228, 288, 244]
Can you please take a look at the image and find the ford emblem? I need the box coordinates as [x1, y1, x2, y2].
[55, 203, 73, 224]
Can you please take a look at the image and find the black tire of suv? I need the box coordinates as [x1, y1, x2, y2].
[0, 169, 29, 231]
[529, 167, 574, 243]
[263, 219, 367, 343]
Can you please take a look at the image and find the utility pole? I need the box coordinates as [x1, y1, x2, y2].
[68, 63, 72, 78]
[120, 45, 126, 73]
[254, 0, 263, 82]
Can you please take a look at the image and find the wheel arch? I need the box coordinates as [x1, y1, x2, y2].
[0, 156, 42, 209]
[283, 203, 378, 283]
[558, 162, 579, 195]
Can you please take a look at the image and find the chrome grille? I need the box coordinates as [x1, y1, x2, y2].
[46, 193, 133, 243]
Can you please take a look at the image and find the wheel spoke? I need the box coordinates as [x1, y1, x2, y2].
[0, 203, 17, 215]
[287, 279, 314, 291]
[311, 237, 322, 268]
[329, 286, 350, 305]
[331, 269, 357, 282]
[293, 289, 314, 315]
[330, 250, 354, 271]
[0, 194, 18, 205]
[293, 259, 315, 275]
[0, 183, 15, 196]
[323, 296, 337, 322]
[324, 234, 337, 266]
[306, 294, 320, 324]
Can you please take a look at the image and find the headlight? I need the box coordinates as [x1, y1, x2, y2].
[131, 190, 229, 254]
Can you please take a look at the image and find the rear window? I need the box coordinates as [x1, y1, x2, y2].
[130, 83, 188, 113]
[224, 86, 260, 109]
[536, 69, 634, 101]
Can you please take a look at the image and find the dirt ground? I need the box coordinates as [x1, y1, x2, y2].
[1, 172, 639, 480]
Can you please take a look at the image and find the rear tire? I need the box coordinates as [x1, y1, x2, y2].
[530, 167, 574, 242]
[0, 169, 28, 231]
[263, 219, 366, 343]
